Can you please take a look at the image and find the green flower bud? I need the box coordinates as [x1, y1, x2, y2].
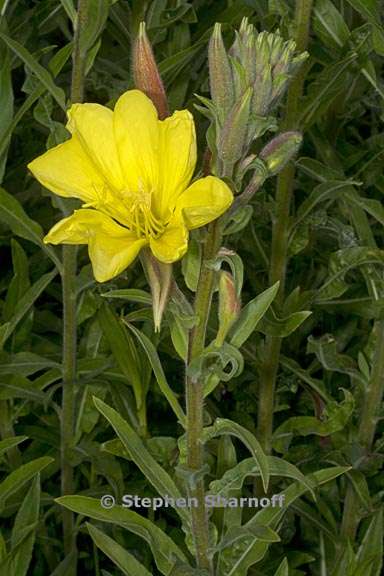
[216, 270, 241, 346]
[259, 131, 303, 176]
[141, 249, 172, 332]
[251, 65, 272, 117]
[218, 87, 252, 170]
[208, 23, 234, 122]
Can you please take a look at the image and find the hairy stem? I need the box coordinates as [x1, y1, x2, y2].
[186, 219, 222, 572]
[257, 0, 313, 456]
[61, 0, 88, 563]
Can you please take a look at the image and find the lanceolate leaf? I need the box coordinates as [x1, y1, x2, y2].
[56, 495, 188, 574]
[206, 418, 269, 492]
[230, 282, 279, 347]
[0, 187, 61, 270]
[0, 457, 53, 510]
[94, 397, 189, 523]
[0, 269, 57, 347]
[87, 523, 152, 576]
[218, 466, 350, 576]
[125, 322, 186, 427]
[0, 33, 66, 110]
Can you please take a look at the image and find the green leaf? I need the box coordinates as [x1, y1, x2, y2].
[219, 466, 350, 576]
[0, 269, 57, 348]
[272, 390, 355, 453]
[356, 507, 383, 576]
[0, 187, 61, 270]
[307, 335, 363, 381]
[346, 0, 384, 55]
[9, 475, 40, 576]
[57, 495, 188, 574]
[0, 33, 66, 110]
[315, 247, 384, 302]
[79, 0, 111, 55]
[59, 0, 76, 21]
[256, 308, 311, 338]
[0, 39, 13, 183]
[274, 558, 289, 576]
[98, 304, 144, 409]
[230, 282, 279, 347]
[181, 235, 202, 292]
[94, 397, 189, 523]
[0, 43, 72, 161]
[292, 180, 358, 232]
[300, 54, 357, 127]
[101, 289, 152, 304]
[0, 436, 28, 459]
[313, 0, 350, 50]
[0, 457, 53, 511]
[0, 352, 59, 376]
[206, 418, 269, 493]
[87, 523, 152, 576]
[125, 322, 186, 427]
[209, 456, 314, 499]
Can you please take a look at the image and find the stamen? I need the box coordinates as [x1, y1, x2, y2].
[124, 195, 165, 239]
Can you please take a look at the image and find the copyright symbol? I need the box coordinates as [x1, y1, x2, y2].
[101, 494, 115, 509]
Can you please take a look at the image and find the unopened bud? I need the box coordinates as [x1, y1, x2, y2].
[218, 87, 252, 171]
[141, 249, 172, 332]
[251, 65, 272, 116]
[216, 271, 241, 346]
[133, 22, 169, 119]
[259, 131, 302, 176]
[208, 23, 234, 122]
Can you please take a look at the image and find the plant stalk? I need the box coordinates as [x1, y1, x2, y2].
[341, 204, 384, 541]
[186, 219, 222, 572]
[61, 0, 88, 563]
[341, 321, 384, 541]
[257, 0, 313, 456]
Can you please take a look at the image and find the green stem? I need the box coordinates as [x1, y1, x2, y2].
[61, 0, 88, 564]
[257, 0, 313, 456]
[341, 204, 384, 541]
[186, 219, 222, 572]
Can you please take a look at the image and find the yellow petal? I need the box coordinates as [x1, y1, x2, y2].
[113, 90, 159, 192]
[28, 136, 105, 203]
[44, 209, 146, 282]
[154, 110, 196, 219]
[149, 216, 188, 263]
[67, 103, 124, 191]
[175, 175, 233, 229]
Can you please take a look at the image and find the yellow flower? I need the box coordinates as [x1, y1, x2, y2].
[28, 90, 233, 282]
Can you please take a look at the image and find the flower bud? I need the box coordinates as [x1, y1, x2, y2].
[216, 270, 241, 346]
[251, 65, 272, 117]
[208, 23, 234, 122]
[218, 87, 252, 171]
[141, 249, 172, 332]
[133, 22, 169, 119]
[259, 131, 302, 176]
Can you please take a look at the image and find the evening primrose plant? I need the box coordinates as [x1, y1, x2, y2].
[40, 14, 351, 576]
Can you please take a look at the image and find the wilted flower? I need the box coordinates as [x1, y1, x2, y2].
[28, 90, 233, 282]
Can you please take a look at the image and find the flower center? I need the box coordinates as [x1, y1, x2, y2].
[126, 196, 165, 239]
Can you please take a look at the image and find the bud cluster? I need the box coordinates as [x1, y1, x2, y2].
[229, 20, 307, 119]
[204, 18, 308, 178]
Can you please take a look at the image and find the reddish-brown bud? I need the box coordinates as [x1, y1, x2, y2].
[133, 22, 169, 119]
[216, 270, 241, 346]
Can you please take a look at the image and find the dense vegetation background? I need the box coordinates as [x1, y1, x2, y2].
[0, 0, 383, 575]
